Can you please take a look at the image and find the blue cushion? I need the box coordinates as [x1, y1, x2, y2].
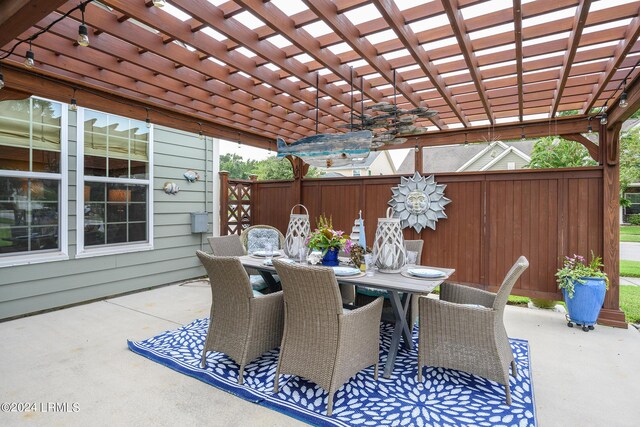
[249, 275, 268, 291]
[252, 289, 264, 297]
[247, 228, 280, 253]
[357, 286, 389, 298]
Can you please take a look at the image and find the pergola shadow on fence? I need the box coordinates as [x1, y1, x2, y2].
[221, 123, 625, 327]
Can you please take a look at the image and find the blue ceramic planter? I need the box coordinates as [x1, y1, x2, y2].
[321, 247, 340, 266]
[562, 277, 606, 326]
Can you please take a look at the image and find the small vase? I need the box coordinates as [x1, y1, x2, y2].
[321, 247, 340, 266]
[563, 277, 607, 326]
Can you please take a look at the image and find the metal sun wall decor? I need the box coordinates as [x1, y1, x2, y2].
[388, 172, 451, 233]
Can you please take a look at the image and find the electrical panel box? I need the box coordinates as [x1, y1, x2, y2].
[190, 212, 209, 233]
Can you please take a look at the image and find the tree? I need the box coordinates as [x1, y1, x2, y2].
[620, 126, 640, 194]
[219, 153, 256, 179]
[219, 153, 321, 180]
[253, 156, 321, 180]
[526, 136, 597, 169]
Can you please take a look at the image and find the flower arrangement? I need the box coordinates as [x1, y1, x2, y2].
[306, 215, 353, 255]
[556, 252, 609, 298]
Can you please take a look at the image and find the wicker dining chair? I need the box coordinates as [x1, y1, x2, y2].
[417, 256, 529, 405]
[196, 251, 284, 385]
[240, 225, 285, 253]
[272, 260, 383, 416]
[355, 239, 424, 325]
[208, 234, 269, 291]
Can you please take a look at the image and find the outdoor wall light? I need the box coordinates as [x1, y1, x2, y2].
[587, 117, 593, 133]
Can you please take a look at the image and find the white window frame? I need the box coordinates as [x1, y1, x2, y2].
[75, 107, 154, 258]
[0, 96, 69, 268]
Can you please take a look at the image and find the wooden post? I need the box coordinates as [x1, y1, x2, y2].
[415, 147, 423, 173]
[219, 171, 229, 236]
[249, 174, 258, 228]
[598, 122, 627, 327]
[286, 156, 306, 207]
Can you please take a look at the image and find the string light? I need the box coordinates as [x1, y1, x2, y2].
[77, 4, 90, 47]
[600, 112, 608, 125]
[24, 42, 35, 68]
[520, 127, 525, 141]
[197, 122, 204, 140]
[153, 0, 167, 7]
[414, 144, 419, 153]
[70, 88, 78, 111]
[0, 67, 4, 90]
[145, 108, 151, 128]
[587, 117, 593, 133]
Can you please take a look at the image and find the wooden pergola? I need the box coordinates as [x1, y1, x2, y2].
[3, 0, 640, 327]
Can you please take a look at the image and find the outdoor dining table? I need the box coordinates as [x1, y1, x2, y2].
[239, 254, 454, 378]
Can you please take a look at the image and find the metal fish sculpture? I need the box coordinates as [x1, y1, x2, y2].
[183, 170, 200, 182]
[163, 182, 179, 195]
[276, 130, 372, 168]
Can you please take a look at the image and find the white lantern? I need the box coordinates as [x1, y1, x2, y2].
[372, 207, 406, 273]
[284, 204, 311, 258]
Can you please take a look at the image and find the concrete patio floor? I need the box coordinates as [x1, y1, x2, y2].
[1, 281, 639, 427]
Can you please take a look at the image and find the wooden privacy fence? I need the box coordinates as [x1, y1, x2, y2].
[220, 166, 623, 327]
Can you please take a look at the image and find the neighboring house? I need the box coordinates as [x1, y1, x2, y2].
[622, 119, 640, 223]
[0, 96, 219, 319]
[318, 150, 397, 177]
[396, 140, 535, 174]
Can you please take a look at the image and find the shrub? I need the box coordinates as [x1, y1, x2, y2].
[628, 214, 640, 225]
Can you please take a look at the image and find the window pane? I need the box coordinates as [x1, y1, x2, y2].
[128, 222, 146, 242]
[130, 160, 148, 179]
[0, 177, 59, 254]
[32, 99, 61, 128]
[129, 185, 146, 202]
[31, 149, 60, 173]
[107, 203, 126, 222]
[106, 223, 127, 244]
[85, 155, 107, 177]
[128, 203, 146, 222]
[107, 157, 128, 178]
[0, 146, 29, 171]
[85, 182, 105, 202]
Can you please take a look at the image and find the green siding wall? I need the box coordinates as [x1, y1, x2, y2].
[0, 115, 218, 319]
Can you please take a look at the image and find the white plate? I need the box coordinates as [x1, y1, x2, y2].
[252, 250, 281, 257]
[332, 266, 361, 276]
[407, 268, 446, 278]
[263, 258, 295, 266]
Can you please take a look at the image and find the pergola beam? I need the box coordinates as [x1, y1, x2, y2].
[550, 0, 592, 118]
[0, 0, 67, 48]
[384, 116, 590, 148]
[1, 65, 272, 147]
[582, 6, 640, 113]
[301, 0, 447, 130]
[607, 67, 640, 127]
[440, 0, 493, 124]
[371, 0, 470, 127]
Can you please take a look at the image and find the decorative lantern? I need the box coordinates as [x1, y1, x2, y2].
[372, 207, 406, 273]
[284, 204, 311, 258]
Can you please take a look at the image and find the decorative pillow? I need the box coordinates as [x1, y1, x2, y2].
[247, 228, 280, 253]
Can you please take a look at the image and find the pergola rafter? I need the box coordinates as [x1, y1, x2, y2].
[301, 0, 447, 130]
[371, 0, 470, 127]
[440, 0, 493, 124]
[513, 0, 524, 122]
[550, 0, 592, 118]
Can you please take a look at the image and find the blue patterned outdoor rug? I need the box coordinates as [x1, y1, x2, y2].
[128, 319, 536, 426]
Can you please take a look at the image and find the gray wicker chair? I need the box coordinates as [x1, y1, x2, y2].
[356, 240, 424, 325]
[240, 225, 285, 253]
[272, 260, 383, 415]
[208, 234, 270, 291]
[417, 256, 529, 405]
[196, 251, 284, 385]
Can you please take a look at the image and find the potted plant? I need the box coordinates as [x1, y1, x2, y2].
[306, 215, 353, 266]
[556, 253, 609, 332]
